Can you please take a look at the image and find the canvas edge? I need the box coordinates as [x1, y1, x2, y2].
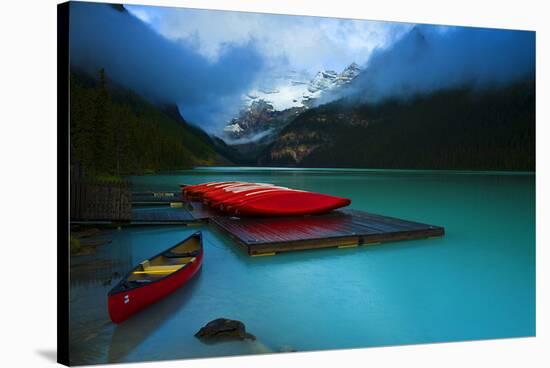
[57, 1, 70, 366]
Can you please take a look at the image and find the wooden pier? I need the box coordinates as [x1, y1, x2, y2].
[211, 209, 444, 255]
[130, 199, 218, 224]
[132, 191, 184, 206]
[72, 191, 445, 255]
[131, 207, 198, 224]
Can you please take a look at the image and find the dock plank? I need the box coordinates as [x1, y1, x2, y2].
[211, 209, 444, 255]
[131, 207, 197, 224]
[132, 191, 183, 205]
[75, 195, 445, 255]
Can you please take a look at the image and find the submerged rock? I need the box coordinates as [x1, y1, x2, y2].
[195, 318, 256, 341]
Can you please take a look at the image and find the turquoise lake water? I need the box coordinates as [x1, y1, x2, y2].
[69, 167, 535, 365]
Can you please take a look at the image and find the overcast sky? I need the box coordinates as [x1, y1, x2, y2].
[69, 3, 533, 135]
[125, 4, 414, 74]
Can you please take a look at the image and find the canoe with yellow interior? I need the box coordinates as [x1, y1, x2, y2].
[108, 231, 203, 323]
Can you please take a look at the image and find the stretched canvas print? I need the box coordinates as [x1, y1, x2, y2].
[57, 1, 536, 366]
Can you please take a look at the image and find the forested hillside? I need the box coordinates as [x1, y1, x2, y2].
[260, 80, 535, 171]
[70, 69, 223, 177]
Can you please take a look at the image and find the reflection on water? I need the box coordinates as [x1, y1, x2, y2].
[108, 270, 201, 362]
[70, 230, 132, 288]
[69, 168, 535, 365]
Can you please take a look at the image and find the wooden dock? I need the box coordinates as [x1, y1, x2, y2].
[132, 191, 183, 206]
[72, 191, 445, 255]
[131, 207, 198, 224]
[131, 200, 218, 224]
[71, 197, 215, 226]
[211, 209, 444, 255]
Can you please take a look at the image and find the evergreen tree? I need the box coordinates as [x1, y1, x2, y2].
[92, 68, 111, 174]
[69, 69, 218, 177]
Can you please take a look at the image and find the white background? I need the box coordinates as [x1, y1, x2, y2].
[0, 0, 547, 367]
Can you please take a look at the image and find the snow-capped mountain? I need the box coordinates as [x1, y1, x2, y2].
[337, 62, 362, 85]
[242, 69, 312, 112]
[224, 62, 361, 142]
[302, 62, 361, 106]
[307, 70, 339, 93]
[223, 99, 305, 142]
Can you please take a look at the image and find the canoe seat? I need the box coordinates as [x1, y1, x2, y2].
[133, 267, 180, 275]
[147, 264, 184, 272]
[137, 264, 183, 274]
[163, 250, 200, 258]
[133, 258, 195, 275]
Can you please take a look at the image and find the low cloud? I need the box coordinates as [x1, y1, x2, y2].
[125, 4, 413, 74]
[338, 25, 535, 103]
[223, 128, 276, 145]
[69, 2, 264, 133]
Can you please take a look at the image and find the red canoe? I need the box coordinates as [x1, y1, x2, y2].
[204, 184, 278, 205]
[180, 181, 351, 216]
[230, 190, 351, 217]
[108, 232, 203, 323]
[183, 182, 239, 200]
[181, 181, 219, 195]
[221, 188, 296, 211]
[210, 188, 287, 209]
[201, 183, 266, 202]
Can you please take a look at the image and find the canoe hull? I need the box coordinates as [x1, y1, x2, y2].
[108, 241, 203, 324]
[233, 192, 351, 217]
[181, 181, 352, 217]
[183, 182, 239, 200]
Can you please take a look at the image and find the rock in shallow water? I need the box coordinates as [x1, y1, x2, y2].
[195, 318, 256, 341]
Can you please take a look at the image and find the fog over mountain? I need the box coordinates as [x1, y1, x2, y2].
[332, 25, 535, 104]
[258, 25, 535, 170]
[222, 62, 362, 145]
[123, 3, 412, 133]
[69, 3, 264, 132]
[69, 2, 535, 140]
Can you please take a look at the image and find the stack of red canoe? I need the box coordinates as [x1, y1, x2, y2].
[180, 181, 351, 217]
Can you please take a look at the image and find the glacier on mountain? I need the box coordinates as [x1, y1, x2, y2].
[223, 62, 361, 142]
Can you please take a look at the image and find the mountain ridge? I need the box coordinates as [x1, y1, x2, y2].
[69, 69, 229, 176]
[222, 62, 362, 147]
[258, 79, 535, 171]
